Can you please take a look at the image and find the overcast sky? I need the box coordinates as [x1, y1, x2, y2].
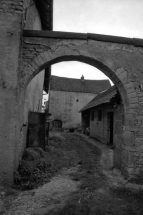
[52, 0, 143, 82]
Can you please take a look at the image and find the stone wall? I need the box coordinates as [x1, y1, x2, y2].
[2, 0, 143, 184]
[0, 0, 24, 185]
[22, 0, 45, 142]
[0, 0, 45, 185]
[0, 1, 24, 14]
[21, 35, 143, 178]
[114, 104, 124, 170]
[49, 90, 96, 129]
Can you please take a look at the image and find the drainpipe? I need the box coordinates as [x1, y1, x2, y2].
[103, 106, 104, 144]
[45, 67, 51, 146]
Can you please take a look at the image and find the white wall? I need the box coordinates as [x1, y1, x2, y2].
[49, 90, 96, 128]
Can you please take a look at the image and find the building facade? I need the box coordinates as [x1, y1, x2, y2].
[49, 75, 111, 129]
[0, 0, 53, 185]
[2, 0, 143, 185]
[81, 86, 123, 169]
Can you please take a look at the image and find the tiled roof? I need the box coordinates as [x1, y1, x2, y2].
[50, 76, 111, 94]
[80, 85, 117, 112]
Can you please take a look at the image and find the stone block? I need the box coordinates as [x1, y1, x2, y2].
[121, 149, 128, 166]
[114, 148, 121, 168]
[123, 130, 135, 147]
[126, 87, 136, 94]
[101, 149, 114, 170]
[30, 61, 38, 70]
[118, 71, 127, 81]
[123, 166, 141, 177]
[115, 68, 125, 76]
[124, 82, 134, 90]
[127, 91, 137, 98]
[139, 97, 143, 102]
[125, 108, 139, 114]
[128, 97, 139, 104]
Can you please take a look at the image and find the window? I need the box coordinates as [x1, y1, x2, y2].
[91, 111, 94, 121]
[98, 109, 102, 121]
[53, 120, 62, 129]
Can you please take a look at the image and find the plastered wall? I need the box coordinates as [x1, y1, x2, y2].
[49, 90, 96, 129]
[0, 0, 45, 185]
[90, 104, 112, 143]
[22, 0, 45, 154]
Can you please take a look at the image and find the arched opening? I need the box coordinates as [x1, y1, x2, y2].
[21, 52, 129, 175]
[24, 55, 128, 106]
[20, 28, 143, 181]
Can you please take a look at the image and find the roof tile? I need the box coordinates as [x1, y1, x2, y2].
[80, 85, 117, 111]
[50, 75, 111, 94]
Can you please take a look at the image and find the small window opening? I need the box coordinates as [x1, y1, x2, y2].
[98, 109, 102, 121]
[91, 111, 94, 121]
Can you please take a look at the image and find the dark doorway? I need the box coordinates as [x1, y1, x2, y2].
[107, 112, 114, 146]
[81, 111, 90, 134]
[53, 119, 62, 131]
[27, 112, 47, 150]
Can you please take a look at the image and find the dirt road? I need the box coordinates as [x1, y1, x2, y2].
[1, 132, 143, 215]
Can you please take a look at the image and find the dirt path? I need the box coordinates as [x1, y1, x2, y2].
[1, 132, 143, 215]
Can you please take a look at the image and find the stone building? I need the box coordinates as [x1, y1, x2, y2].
[49, 75, 111, 129]
[81, 86, 123, 169]
[0, 0, 53, 185]
[1, 0, 143, 185]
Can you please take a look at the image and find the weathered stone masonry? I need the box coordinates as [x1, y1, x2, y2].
[0, 0, 47, 185]
[0, 0, 26, 185]
[1, 0, 143, 185]
[21, 31, 143, 178]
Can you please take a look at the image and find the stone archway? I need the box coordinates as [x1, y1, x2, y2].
[21, 34, 143, 178]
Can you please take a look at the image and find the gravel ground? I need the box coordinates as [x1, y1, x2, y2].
[1, 132, 143, 215]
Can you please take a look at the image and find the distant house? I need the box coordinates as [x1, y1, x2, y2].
[80, 85, 122, 148]
[49, 75, 111, 130]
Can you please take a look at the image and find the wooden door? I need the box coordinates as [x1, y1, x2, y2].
[27, 112, 46, 150]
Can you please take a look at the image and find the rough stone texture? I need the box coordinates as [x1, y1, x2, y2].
[101, 149, 114, 170]
[21, 35, 143, 179]
[0, 0, 45, 185]
[0, 0, 24, 185]
[1, 0, 143, 184]
[18, 0, 45, 170]
[114, 105, 124, 170]
[0, 1, 24, 14]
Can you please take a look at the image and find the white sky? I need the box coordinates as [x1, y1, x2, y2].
[52, 0, 143, 82]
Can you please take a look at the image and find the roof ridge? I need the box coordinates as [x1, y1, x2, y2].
[80, 85, 117, 112]
[50, 75, 111, 94]
[51, 75, 110, 82]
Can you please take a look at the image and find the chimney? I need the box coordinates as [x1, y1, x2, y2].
[81, 75, 84, 81]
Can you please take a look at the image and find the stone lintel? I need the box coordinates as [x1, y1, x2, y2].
[23, 30, 143, 47]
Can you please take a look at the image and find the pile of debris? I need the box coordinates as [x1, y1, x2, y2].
[14, 132, 76, 190]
